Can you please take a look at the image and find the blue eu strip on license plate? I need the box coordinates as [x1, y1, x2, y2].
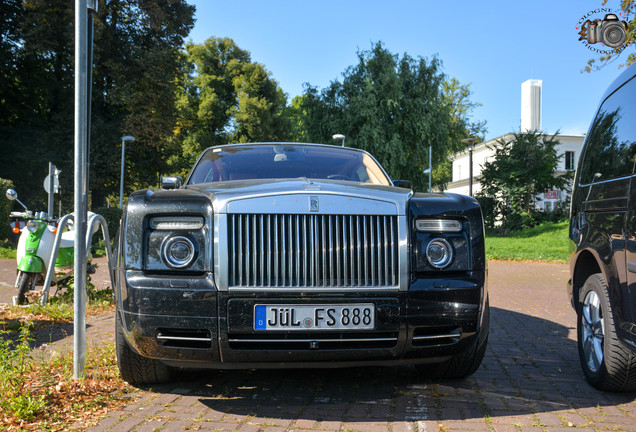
[254, 304, 375, 331]
[254, 305, 267, 330]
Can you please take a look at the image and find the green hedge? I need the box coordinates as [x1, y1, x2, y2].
[0, 178, 15, 240]
[92, 207, 123, 240]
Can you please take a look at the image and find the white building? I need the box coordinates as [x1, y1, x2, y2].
[444, 78, 585, 211]
[444, 133, 584, 210]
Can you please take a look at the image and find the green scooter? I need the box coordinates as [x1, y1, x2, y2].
[6, 188, 83, 305]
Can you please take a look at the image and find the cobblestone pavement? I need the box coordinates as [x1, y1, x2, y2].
[3, 260, 635, 431]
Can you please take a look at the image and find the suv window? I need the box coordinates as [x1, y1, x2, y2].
[579, 76, 636, 185]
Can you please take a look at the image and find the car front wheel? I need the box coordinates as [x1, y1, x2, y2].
[416, 297, 489, 379]
[116, 310, 174, 385]
[577, 273, 636, 391]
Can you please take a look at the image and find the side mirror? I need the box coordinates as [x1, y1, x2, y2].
[392, 180, 412, 189]
[6, 188, 28, 211]
[161, 176, 182, 190]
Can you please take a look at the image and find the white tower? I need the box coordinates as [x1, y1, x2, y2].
[521, 79, 542, 132]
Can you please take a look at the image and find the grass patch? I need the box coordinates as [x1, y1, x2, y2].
[0, 240, 17, 259]
[485, 221, 569, 263]
[0, 321, 133, 430]
[0, 291, 124, 430]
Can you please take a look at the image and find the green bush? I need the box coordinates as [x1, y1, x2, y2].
[0, 178, 15, 240]
[0, 321, 47, 420]
[92, 206, 122, 240]
[475, 196, 496, 229]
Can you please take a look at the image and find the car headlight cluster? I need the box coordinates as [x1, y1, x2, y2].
[415, 218, 463, 270]
[425, 238, 453, 269]
[161, 235, 197, 269]
[145, 215, 206, 272]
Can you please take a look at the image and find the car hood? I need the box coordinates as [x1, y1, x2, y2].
[186, 178, 414, 216]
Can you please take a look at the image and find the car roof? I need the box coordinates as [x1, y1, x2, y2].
[599, 62, 636, 102]
[203, 142, 371, 155]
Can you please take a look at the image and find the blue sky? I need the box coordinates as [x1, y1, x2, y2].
[187, 0, 631, 140]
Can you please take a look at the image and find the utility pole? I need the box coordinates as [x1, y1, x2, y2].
[73, 0, 97, 380]
[462, 138, 479, 197]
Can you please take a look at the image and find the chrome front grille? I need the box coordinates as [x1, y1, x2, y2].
[228, 214, 399, 288]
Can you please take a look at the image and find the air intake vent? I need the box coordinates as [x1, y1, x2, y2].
[156, 328, 212, 349]
[228, 214, 399, 288]
[412, 326, 461, 347]
[228, 331, 398, 350]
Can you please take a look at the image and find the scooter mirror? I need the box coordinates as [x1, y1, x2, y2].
[6, 189, 28, 211]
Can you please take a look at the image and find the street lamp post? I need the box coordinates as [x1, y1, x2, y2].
[332, 134, 346, 147]
[424, 145, 432, 193]
[119, 135, 135, 209]
[462, 137, 478, 197]
[423, 168, 431, 193]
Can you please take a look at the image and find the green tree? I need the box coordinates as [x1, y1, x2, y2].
[436, 77, 487, 187]
[583, 1, 636, 72]
[0, 0, 75, 210]
[0, 0, 25, 127]
[0, 0, 195, 210]
[478, 131, 572, 230]
[292, 42, 484, 191]
[89, 0, 195, 206]
[172, 37, 292, 174]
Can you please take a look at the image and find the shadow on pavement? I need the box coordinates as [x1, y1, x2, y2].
[1, 319, 93, 351]
[143, 306, 634, 423]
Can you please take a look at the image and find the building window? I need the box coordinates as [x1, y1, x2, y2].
[565, 151, 575, 171]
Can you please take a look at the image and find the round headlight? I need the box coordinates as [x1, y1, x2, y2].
[161, 236, 196, 269]
[426, 238, 453, 269]
[27, 220, 40, 233]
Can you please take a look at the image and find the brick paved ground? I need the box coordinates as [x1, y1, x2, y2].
[2, 259, 635, 431]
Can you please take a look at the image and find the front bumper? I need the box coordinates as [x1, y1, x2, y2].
[116, 270, 487, 369]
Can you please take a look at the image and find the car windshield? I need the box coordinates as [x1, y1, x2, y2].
[187, 144, 391, 186]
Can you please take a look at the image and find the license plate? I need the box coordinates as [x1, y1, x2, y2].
[254, 304, 375, 331]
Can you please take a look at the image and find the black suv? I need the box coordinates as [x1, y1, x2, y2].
[569, 64, 636, 391]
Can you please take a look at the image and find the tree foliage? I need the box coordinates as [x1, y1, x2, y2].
[478, 131, 572, 230]
[1, 5, 485, 215]
[293, 42, 484, 191]
[0, 0, 195, 210]
[172, 37, 291, 174]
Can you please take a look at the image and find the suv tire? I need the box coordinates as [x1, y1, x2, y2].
[577, 273, 636, 391]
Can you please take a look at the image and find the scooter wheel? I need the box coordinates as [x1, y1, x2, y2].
[16, 271, 37, 305]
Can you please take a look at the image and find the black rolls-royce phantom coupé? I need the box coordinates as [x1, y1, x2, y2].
[113, 143, 488, 384]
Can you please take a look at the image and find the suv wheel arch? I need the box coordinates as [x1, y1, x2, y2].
[573, 250, 602, 308]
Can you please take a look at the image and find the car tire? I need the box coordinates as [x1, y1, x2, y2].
[416, 297, 489, 379]
[16, 271, 37, 305]
[116, 310, 174, 385]
[577, 273, 636, 391]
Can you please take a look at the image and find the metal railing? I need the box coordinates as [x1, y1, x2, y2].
[39, 212, 114, 304]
